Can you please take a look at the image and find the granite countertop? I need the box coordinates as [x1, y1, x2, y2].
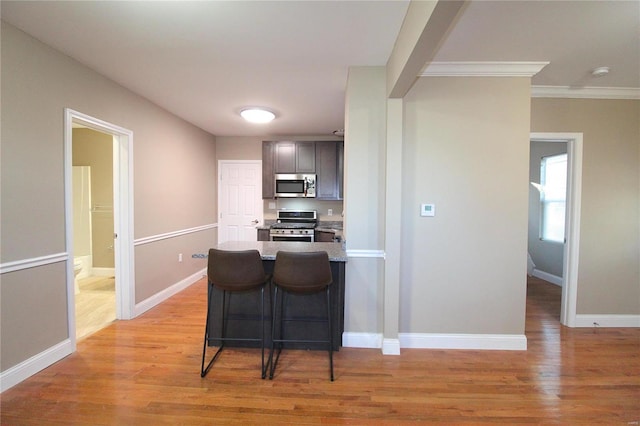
[214, 241, 347, 262]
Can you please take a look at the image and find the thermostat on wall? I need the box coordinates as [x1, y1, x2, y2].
[421, 203, 435, 217]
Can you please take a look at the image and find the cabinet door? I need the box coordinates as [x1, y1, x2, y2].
[275, 142, 296, 173]
[262, 141, 275, 198]
[296, 141, 316, 173]
[315, 230, 335, 242]
[316, 141, 338, 199]
[257, 228, 270, 241]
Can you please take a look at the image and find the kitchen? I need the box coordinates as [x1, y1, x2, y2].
[210, 137, 348, 360]
[258, 140, 345, 244]
[216, 137, 346, 244]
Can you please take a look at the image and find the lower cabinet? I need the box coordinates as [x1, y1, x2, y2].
[315, 229, 336, 242]
[257, 228, 270, 241]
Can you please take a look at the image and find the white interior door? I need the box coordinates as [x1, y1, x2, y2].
[218, 161, 263, 243]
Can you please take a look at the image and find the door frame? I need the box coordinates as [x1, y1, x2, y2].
[217, 160, 263, 243]
[530, 132, 583, 327]
[64, 108, 135, 349]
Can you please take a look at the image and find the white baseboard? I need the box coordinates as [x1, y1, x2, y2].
[0, 339, 73, 393]
[382, 338, 401, 355]
[532, 269, 562, 286]
[342, 332, 382, 349]
[399, 333, 527, 351]
[134, 268, 206, 317]
[574, 314, 640, 328]
[343, 332, 528, 352]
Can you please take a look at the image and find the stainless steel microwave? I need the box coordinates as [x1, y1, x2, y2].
[274, 174, 316, 198]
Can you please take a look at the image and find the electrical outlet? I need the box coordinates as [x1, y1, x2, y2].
[328, 209, 333, 216]
[178, 253, 183, 262]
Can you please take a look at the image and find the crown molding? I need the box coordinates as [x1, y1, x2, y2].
[419, 61, 549, 77]
[531, 85, 640, 100]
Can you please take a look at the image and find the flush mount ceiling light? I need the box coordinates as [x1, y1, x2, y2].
[591, 66, 610, 77]
[240, 108, 275, 124]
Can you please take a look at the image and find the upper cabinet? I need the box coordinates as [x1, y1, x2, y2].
[315, 141, 344, 200]
[274, 141, 315, 173]
[263, 140, 343, 200]
[262, 141, 276, 199]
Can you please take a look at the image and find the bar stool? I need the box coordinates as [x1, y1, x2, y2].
[201, 248, 270, 378]
[269, 251, 334, 381]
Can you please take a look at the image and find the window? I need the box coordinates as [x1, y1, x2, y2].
[540, 153, 567, 243]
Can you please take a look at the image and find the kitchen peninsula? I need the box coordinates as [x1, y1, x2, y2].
[207, 241, 347, 350]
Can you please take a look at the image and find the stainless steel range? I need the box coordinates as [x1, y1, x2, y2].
[269, 209, 317, 242]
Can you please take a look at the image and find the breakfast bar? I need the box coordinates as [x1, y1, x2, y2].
[206, 241, 347, 350]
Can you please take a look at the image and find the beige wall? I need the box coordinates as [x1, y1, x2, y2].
[531, 98, 640, 315]
[343, 67, 388, 335]
[401, 77, 531, 335]
[1, 23, 216, 371]
[215, 136, 262, 160]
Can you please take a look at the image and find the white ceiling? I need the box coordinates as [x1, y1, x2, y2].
[2, 1, 638, 137]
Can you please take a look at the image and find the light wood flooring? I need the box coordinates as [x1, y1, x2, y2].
[1, 276, 638, 424]
[75, 276, 116, 340]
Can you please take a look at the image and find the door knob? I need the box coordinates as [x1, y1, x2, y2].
[251, 219, 259, 224]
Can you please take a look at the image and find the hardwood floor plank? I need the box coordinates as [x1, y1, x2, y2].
[1, 277, 639, 424]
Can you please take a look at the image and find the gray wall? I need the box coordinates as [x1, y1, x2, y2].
[528, 141, 567, 279]
[1, 23, 217, 372]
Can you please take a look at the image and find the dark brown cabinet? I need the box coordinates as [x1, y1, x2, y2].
[262, 141, 275, 199]
[295, 141, 316, 173]
[263, 140, 342, 199]
[315, 229, 336, 242]
[274, 141, 315, 174]
[257, 228, 270, 241]
[274, 141, 295, 173]
[315, 141, 344, 200]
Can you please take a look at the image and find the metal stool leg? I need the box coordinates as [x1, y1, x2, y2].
[260, 286, 267, 379]
[269, 286, 279, 379]
[201, 287, 226, 377]
[327, 286, 334, 381]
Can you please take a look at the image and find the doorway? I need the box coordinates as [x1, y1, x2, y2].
[72, 126, 116, 339]
[217, 160, 263, 243]
[64, 109, 135, 350]
[529, 133, 583, 327]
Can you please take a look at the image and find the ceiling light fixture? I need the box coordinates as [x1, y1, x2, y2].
[591, 67, 610, 78]
[240, 108, 275, 124]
